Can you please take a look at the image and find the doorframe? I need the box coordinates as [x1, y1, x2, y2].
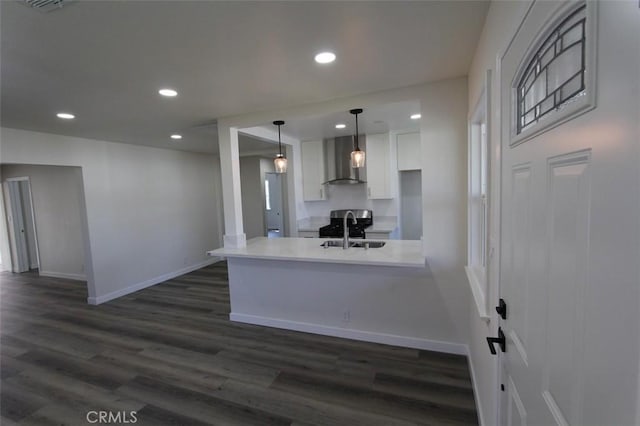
[466, 70, 492, 321]
[3, 176, 41, 273]
[0, 183, 10, 271]
[492, 48, 506, 426]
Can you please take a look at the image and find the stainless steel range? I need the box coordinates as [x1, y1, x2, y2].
[318, 209, 373, 239]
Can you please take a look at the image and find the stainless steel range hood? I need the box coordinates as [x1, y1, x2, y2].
[323, 135, 367, 185]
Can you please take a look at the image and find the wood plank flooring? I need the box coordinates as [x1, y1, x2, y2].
[0, 262, 478, 425]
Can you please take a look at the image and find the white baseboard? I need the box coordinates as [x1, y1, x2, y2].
[87, 257, 223, 305]
[230, 312, 468, 355]
[468, 350, 486, 426]
[39, 270, 86, 281]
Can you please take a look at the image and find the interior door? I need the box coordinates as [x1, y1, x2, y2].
[498, 1, 639, 425]
[5, 181, 29, 272]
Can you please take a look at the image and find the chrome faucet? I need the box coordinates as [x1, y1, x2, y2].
[343, 210, 357, 249]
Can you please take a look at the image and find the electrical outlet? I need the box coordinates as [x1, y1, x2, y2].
[343, 310, 351, 323]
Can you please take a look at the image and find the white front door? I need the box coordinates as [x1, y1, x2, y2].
[498, 1, 639, 425]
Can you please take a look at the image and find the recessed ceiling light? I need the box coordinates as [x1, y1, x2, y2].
[159, 88, 178, 97]
[335, 123, 346, 129]
[410, 113, 422, 120]
[314, 51, 336, 64]
[170, 134, 182, 140]
[56, 112, 75, 119]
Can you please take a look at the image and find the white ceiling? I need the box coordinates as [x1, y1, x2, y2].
[0, 0, 489, 154]
[274, 100, 422, 142]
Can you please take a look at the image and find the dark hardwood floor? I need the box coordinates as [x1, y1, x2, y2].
[0, 262, 478, 425]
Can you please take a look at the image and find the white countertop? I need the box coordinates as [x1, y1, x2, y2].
[296, 216, 398, 233]
[208, 237, 425, 268]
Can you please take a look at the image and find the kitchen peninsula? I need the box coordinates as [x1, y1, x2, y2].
[208, 237, 466, 354]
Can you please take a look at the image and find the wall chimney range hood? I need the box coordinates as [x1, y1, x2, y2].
[323, 136, 367, 185]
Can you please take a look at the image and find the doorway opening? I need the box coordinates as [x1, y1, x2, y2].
[0, 164, 88, 282]
[399, 170, 423, 240]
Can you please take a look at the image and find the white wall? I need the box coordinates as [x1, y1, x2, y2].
[240, 156, 263, 239]
[2, 165, 86, 279]
[0, 127, 223, 303]
[466, 3, 530, 426]
[240, 156, 276, 239]
[419, 77, 470, 345]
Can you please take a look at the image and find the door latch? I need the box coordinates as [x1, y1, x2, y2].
[487, 327, 506, 355]
[496, 298, 507, 320]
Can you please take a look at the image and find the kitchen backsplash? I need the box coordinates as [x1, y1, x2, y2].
[303, 184, 397, 218]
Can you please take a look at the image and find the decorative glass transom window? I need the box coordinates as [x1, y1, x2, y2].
[517, 4, 586, 134]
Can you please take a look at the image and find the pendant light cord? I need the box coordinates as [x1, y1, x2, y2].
[355, 113, 359, 150]
[273, 120, 285, 156]
[350, 108, 362, 151]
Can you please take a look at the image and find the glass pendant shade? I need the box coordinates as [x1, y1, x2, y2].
[274, 154, 287, 173]
[350, 148, 365, 168]
[273, 120, 287, 173]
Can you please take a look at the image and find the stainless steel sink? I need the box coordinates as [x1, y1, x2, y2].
[320, 240, 386, 249]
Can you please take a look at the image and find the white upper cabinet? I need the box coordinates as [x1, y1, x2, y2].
[365, 133, 392, 199]
[397, 132, 421, 171]
[301, 141, 326, 201]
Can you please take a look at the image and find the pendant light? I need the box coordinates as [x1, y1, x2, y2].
[350, 108, 365, 168]
[273, 120, 287, 173]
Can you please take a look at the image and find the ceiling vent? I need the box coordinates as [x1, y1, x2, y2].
[19, 0, 72, 13]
